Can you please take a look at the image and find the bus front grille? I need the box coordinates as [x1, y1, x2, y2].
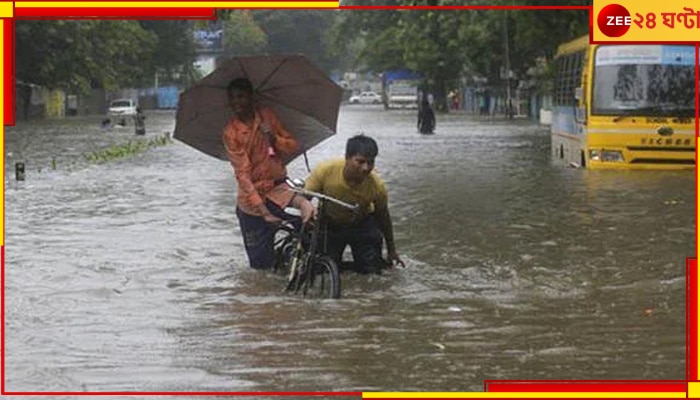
[629, 158, 696, 165]
[627, 146, 695, 152]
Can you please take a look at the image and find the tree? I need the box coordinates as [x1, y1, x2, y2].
[330, 1, 591, 111]
[330, 1, 404, 71]
[139, 20, 197, 86]
[331, 4, 466, 111]
[398, 9, 465, 111]
[252, 10, 341, 73]
[16, 20, 157, 92]
[221, 11, 268, 57]
[85, 21, 157, 89]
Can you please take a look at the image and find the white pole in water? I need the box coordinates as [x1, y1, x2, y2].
[15, 162, 25, 181]
[154, 71, 159, 109]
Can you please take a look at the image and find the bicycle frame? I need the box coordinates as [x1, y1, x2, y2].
[278, 183, 358, 298]
[284, 199, 328, 294]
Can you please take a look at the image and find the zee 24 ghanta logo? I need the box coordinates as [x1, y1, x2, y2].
[597, 4, 633, 37]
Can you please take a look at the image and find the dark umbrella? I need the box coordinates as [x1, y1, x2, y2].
[174, 54, 343, 164]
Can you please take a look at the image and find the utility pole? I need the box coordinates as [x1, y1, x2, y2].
[154, 70, 160, 110]
[503, 11, 513, 119]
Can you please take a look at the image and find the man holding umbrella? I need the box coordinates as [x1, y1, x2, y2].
[223, 78, 314, 270]
[174, 55, 344, 270]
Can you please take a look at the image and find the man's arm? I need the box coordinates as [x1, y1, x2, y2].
[375, 206, 396, 255]
[373, 182, 405, 268]
[375, 205, 405, 268]
[262, 108, 298, 156]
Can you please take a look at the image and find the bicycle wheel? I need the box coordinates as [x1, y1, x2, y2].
[284, 252, 305, 293]
[303, 255, 341, 299]
[272, 225, 297, 273]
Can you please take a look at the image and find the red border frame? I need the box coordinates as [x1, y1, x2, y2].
[484, 381, 687, 392]
[15, 7, 217, 18]
[3, 2, 698, 397]
[689, 259, 698, 382]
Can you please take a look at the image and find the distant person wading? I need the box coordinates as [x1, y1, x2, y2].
[417, 96, 436, 134]
[134, 108, 146, 136]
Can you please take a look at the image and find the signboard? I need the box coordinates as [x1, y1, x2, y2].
[595, 44, 695, 65]
[194, 29, 223, 52]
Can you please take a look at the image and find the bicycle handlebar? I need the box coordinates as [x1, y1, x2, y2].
[288, 186, 359, 213]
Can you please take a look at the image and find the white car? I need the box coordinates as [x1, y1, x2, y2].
[108, 99, 137, 117]
[349, 92, 382, 105]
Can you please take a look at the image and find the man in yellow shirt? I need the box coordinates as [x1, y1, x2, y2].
[305, 135, 405, 274]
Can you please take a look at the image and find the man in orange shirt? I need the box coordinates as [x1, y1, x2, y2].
[223, 78, 314, 270]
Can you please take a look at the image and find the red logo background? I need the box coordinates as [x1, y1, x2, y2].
[597, 4, 631, 37]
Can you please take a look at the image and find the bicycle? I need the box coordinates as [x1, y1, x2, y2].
[272, 178, 359, 299]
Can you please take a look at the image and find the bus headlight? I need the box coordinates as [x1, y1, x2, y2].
[601, 150, 624, 162]
[589, 150, 624, 162]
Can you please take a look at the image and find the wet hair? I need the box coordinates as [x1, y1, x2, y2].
[345, 135, 378, 159]
[227, 78, 254, 95]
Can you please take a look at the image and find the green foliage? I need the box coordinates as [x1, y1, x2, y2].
[221, 11, 268, 57]
[330, 2, 403, 70]
[16, 20, 197, 92]
[139, 20, 197, 86]
[15, 3, 592, 100]
[16, 21, 157, 92]
[83, 134, 173, 164]
[217, 10, 341, 73]
[251, 10, 341, 73]
[331, 0, 591, 102]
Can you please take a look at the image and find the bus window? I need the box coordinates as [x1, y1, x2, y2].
[554, 51, 584, 107]
[592, 45, 694, 117]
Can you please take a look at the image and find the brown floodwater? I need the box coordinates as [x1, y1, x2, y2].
[4, 106, 693, 397]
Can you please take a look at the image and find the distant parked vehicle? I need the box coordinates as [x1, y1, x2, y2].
[349, 91, 382, 105]
[385, 80, 419, 109]
[108, 99, 138, 117]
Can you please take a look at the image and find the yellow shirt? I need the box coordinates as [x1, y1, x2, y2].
[305, 158, 388, 226]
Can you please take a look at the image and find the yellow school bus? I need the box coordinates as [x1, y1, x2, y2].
[551, 35, 695, 169]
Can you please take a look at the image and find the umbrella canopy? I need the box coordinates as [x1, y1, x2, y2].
[174, 54, 343, 164]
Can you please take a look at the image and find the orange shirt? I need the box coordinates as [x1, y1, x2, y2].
[222, 107, 298, 216]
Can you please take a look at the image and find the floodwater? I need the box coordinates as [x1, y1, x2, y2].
[4, 106, 694, 397]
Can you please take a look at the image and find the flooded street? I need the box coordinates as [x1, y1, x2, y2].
[4, 106, 693, 395]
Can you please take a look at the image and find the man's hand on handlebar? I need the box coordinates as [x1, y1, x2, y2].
[299, 200, 315, 224]
[286, 179, 358, 213]
[291, 194, 316, 224]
